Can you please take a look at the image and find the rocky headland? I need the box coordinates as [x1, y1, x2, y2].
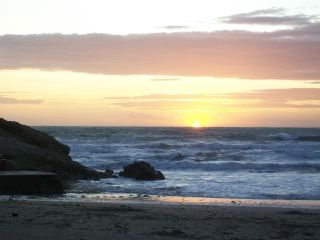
[0, 118, 109, 194]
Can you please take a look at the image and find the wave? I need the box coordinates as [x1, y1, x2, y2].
[268, 133, 297, 140]
[268, 132, 320, 142]
[150, 161, 320, 173]
[259, 193, 320, 200]
[297, 135, 320, 141]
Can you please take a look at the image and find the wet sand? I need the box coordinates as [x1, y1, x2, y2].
[1, 199, 320, 240]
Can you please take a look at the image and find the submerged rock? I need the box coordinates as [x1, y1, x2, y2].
[0, 118, 108, 182]
[119, 161, 165, 181]
[105, 168, 118, 178]
[105, 169, 114, 175]
[172, 153, 185, 161]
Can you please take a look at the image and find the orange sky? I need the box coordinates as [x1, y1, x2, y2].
[0, 69, 319, 127]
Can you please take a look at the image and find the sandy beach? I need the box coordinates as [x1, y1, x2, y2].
[0, 199, 319, 240]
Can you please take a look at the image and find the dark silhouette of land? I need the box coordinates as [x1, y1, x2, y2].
[0, 118, 110, 194]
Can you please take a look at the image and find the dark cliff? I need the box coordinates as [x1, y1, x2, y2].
[0, 118, 107, 181]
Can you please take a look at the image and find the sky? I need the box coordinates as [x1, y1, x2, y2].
[0, 0, 320, 127]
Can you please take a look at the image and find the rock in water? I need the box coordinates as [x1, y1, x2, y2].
[119, 161, 165, 180]
[0, 118, 107, 181]
[105, 169, 114, 175]
[105, 169, 118, 178]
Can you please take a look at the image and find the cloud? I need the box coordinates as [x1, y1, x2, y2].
[113, 100, 208, 111]
[107, 89, 320, 101]
[161, 25, 190, 30]
[105, 94, 211, 100]
[222, 8, 314, 26]
[112, 100, 320, 111]
[0, 11, 319, 80]
[225, 88, 320, 101]
[225, 102, 320, 109]
[107, 88, 320, 110]
[149, 78, 181, 82]
[129, 113, 170, 121]
[0, 96, 44, 104]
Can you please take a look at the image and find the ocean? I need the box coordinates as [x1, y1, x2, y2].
[38, 127, 320, 200]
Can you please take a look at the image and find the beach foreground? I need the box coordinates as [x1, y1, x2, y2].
[0, 200, 319, 240]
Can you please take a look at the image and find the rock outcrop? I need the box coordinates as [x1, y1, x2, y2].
[0, 118, 69, 155]
[0, 171, 64, 194]
[0, 118, 107, 181]
[119, 161, 165, 181]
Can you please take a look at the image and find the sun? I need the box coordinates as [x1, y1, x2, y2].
[192, 121, 202, 128]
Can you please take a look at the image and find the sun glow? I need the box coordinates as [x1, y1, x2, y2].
[192, 121, 202, 128]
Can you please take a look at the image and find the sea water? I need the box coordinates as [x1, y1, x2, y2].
[38, 127, 320, 200]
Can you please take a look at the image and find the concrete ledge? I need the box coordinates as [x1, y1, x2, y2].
[0, 171, 64, 195]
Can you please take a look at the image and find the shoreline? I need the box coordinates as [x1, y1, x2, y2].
[2, 193, 320, 209]
[1, 198, 320, 240]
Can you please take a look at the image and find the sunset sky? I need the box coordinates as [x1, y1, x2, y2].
[1, 0, 320, 127]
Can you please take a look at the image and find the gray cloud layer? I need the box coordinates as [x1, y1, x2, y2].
[161, 25, 190, 30]
[1, 10, 319, 80]
[222, 8, 314, 26]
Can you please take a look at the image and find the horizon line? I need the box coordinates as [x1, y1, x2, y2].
[33, 125, 320, 129]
